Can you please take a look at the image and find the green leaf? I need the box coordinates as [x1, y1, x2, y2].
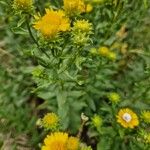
[97, 136, 113, 150]
[11, 27, 28, 35]
[17, 16, 26, 27]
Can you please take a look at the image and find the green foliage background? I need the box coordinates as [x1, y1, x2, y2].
[0, 0, 150, 149]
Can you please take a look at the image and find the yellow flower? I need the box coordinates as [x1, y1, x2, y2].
[42, 132, 68, 150]
[67, 137, 79, 150]
[33, 9, 70, 38]
[73, 20, 92, 33]
[86, 4, 93, 13]
[98, 46, 110, 56]
[92, 115, 103, 128]
[141, 111, 150, 123]
[42, 113, 59, 130]
[13, 0, 33, 12]
[117, 108, 139, 128]
[108, 92, 120, 103]
[63, 0, 86, 15]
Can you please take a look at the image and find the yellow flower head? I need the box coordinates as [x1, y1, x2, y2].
[67, 137, 79, 150]
[13, 0, 33, 12]
[108, 92, 120, 103]
[92, 115, 103, 128]
[141, 110, 150, 123]
[73, 20, 92, 33]
[63, 0, 86, 15]
[42, 132, 68, 150]
[42, 113, 59, 130]
[98, 46, 110, 56]
[33, 9, 70, 38]
[86, 4, 93, 13]
[117, 108, 139, 128]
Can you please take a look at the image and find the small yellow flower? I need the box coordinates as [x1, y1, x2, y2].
[33, 9, 70, 38]
[67, 137, 79, 150]
[141, 110, 150, 123]
[63, 0, 86, 15]
[12, 0, 33, 12]
[108, 92, 120, 103]
[117, 108, 139, 128]
[107, 52, 116, 61]
[42, 113, 59, 130]
[73, 20, 92, 33]
[98, 46, 110, 56]
[92, 115, 103, 128]
[42, 132, 68, 150]
[86, 4, 93, 13]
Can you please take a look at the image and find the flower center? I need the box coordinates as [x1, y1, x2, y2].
[122, 113, 132, 122]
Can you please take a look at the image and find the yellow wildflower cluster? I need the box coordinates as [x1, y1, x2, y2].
[98, 46, 117, 61]
[117, 108, 139, 128]
[63, 0, 86, 15]
[42, 113, 59, 130]
[108, 92, 120, 104]
[42, 132, 79, 150]
[12, 0, 33, 12]
[141, 110, 150, 123]
[33, 9, 70, 38]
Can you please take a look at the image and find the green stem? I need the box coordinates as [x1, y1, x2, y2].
[26, 16, 51, 59]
